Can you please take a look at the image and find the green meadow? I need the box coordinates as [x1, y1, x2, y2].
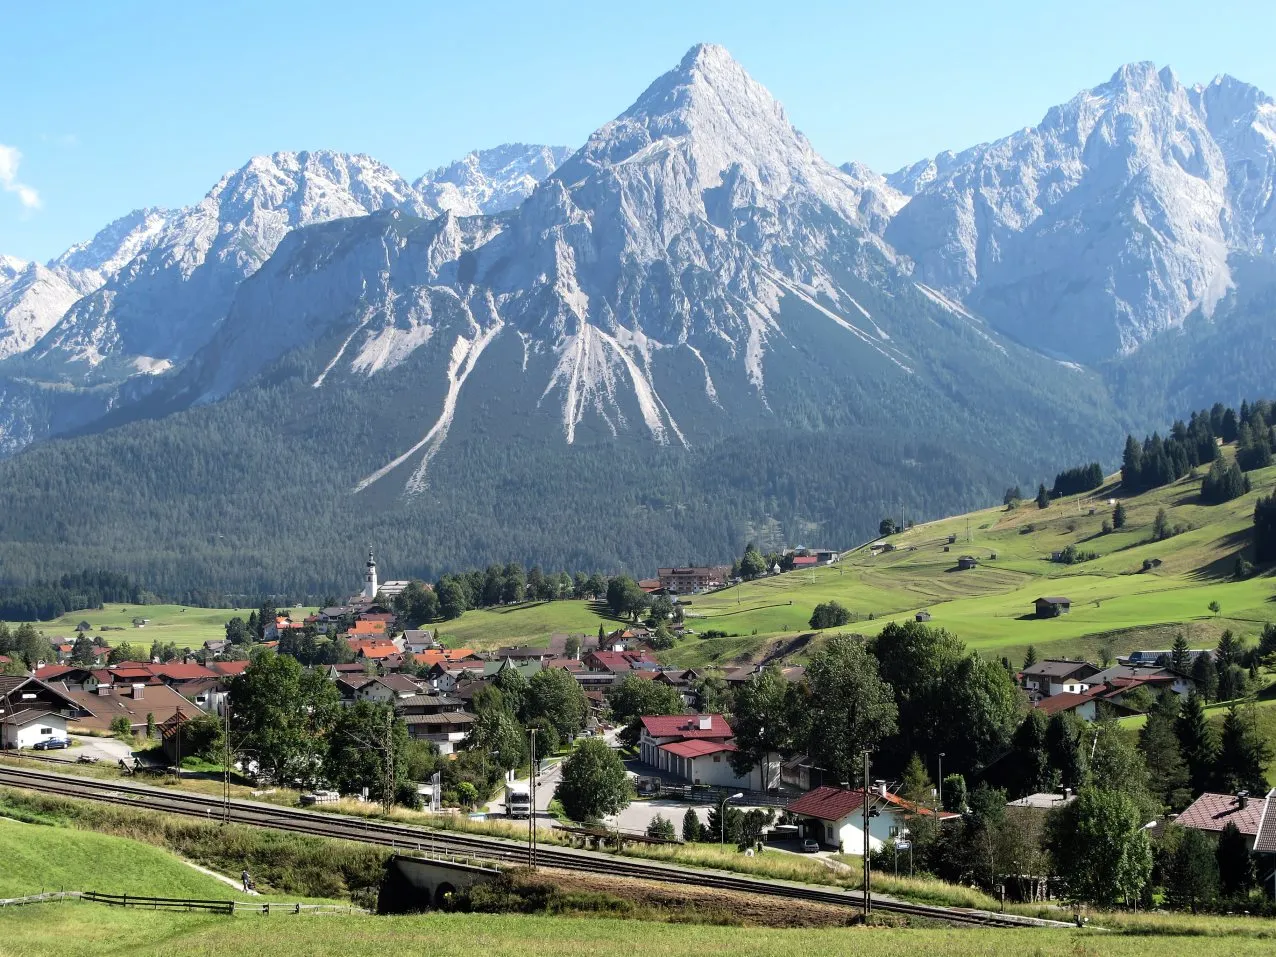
[436, 452, 1276, 670]
[10, 603, 318, 651]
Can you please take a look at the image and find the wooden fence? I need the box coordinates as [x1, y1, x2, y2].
[0, 890, 362, 916]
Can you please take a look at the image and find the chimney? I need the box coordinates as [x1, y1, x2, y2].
[1062, 787, 1072, 800]
[96, 684, 113, 696]
[875, 779, 888, 797]
[1238, 790, 1249, 810]
[131, 683, 145, 700]
[699, 715, 713, 731]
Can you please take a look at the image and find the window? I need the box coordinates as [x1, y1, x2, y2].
[39, 727, 53, 735]
[713, 755, 720, 763]
[825, 824, 834, 842]
[888, 825, 900, 838]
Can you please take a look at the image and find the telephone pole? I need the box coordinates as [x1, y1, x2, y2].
[528, 728, 538, 870]
[862, 750, 872, 921]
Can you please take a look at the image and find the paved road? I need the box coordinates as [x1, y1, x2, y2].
[32, 735, 136, 766]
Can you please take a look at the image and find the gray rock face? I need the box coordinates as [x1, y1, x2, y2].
[414, 144, 573, 216]
[883, 63, 1276, 361]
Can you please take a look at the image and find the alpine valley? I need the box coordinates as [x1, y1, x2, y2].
[1, 45, 1274, 595]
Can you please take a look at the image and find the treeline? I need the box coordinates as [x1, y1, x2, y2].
[430, 566, 610, 622]
[1122, 398, 1273, 495]
[1051, 462, 1103, 497]
[0, 570, 143, 621]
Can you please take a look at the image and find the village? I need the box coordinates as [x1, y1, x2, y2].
[3, 540, 1275, 913]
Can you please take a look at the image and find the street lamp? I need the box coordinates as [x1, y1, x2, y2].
[719, 791, 744, 844]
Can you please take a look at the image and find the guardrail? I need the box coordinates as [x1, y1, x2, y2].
[0, 891, 80, 907]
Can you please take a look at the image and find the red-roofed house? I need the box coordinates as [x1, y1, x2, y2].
[638, 714, 775, 789]
[206, 660, 250, 678]
[785, 785, 958, 852]
[791, 555, 819, 568]
[656, 739, 754, 788]
[583, 650, 659, 675]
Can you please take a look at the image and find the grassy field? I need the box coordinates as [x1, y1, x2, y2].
[0, 816, 293, 901]
[3, 908, 1276, 957]
[8, 603, 317, 650]
[424, 453, 1276, 669]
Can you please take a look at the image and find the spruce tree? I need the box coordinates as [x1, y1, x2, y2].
[1176, 693, 1217, 795]
[1216, 821, 1255, 898]
[1036, 483, 1050, 509]
[1170, 634, 1191, 673]
[1139, 691, 1190, 810]
[1191, 653, 1218, 702]
[1214, 706, 1273, 794]
[1166, 827, 1219, 913]
[1113, 501, 1127, 529]
[1023, 645, 1038, 669]
[682, 806, 702, 843]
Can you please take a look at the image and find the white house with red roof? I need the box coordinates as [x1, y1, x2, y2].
[785, 784, 958, 853]
[637, 714, 777, 790]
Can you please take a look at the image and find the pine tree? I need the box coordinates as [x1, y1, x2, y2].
[682, 807, 702, 843]
[1036, 484, 1050, 509]
[1139, 691, 1190, 810]
[1166, 826, 1219, 913]
[1191, 653, 1218, 702]
[1170, 634, 1191, 673]
[1113, 501, 1127, 529]
[1023, 645, 1038, 669]
[1121, 435, 1143, 491]
[1214, 706, 1273, 794]
[1176, 694, 1217, 795]
[1216, 821, 1255, 898]
[900, 753, 934, 803]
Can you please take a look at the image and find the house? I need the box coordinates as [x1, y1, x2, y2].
[583, 650, 659, 675]
[60, 682, 205, 735]
[0, 676, 80, 748]
[206, 660, 250, 679]
[915, 611, 932, 622]
[1033, 683, 1147, 722]
[491, 646, 553, 663]
[656, 740, 755, 789]
[203, 639, 230, 657]
[402, 630, 438, 655]
[1021, 659, 1099, 697]
[401, 712, 474, 754]
[1176, 790, 1274, 850]
[376, 580, 413, 600]
[638, 714, 732, 765]
[791, 555, 820, 570]
[1084, 664, 1193, 697]
[34, 665, 103, 693]
[657, 566, 731, 593]
[638, 578, 664, 594]
[956, 555, 978, 571]
[785, 784, 958, 852]
[1033, 597, 1072, 618]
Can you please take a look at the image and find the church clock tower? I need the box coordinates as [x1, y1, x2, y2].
[363, 546, 378, 600]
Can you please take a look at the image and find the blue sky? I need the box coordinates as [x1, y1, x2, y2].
[2, 0, 1274, 262]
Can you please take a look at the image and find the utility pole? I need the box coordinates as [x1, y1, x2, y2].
[528, 728, 537, 870]
[937, 752, 945, 810]
[862, 750, 872, 921]
[222, 697, 231, 824]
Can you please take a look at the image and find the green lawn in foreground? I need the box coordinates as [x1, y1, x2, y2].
[1, 908, 1273, 957]
[0, 817, 247, 899]
[9, 603, 318, 650]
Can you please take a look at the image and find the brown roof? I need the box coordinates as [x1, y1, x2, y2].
[1253, 790, 1276, 853]
[63, 684, 205, 732]
[1176, 791, 1266, 837]
[786, 785, 959, 823]
[401, 712, 475, 726]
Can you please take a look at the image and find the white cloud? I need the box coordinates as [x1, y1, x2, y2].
[0, 144, 41, 209]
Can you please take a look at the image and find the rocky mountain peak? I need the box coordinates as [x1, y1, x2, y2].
[415, 143, 573, 216]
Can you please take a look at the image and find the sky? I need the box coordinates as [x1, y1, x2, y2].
[2, 0, 1274, 262]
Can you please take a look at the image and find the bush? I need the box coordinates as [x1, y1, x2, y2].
[109, 715, 133, 738]
[646, 813, 676, 840]
[809, 601, 852, 630]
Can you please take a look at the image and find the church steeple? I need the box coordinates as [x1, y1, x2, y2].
[363, 545, 378, 600]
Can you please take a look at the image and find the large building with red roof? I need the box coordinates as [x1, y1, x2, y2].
[637, 714, 776, 790]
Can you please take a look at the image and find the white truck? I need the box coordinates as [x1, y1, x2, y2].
[505, 783, 532, 819]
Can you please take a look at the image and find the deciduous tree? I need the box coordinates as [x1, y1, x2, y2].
[556, 738, 632, 822]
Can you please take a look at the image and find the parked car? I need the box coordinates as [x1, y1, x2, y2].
[32, 737, 70, 751]
[800, 838, 820, 853]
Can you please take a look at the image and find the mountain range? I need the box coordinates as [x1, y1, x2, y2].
[0, 44, 1272, 594]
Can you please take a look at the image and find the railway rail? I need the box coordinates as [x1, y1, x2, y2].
[0, 764, 1068, 929]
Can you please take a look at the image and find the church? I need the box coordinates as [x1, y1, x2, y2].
[354, 547, 410, 604]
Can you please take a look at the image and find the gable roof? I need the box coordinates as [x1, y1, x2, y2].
[1023, 659, 1097, 680]
[639, 714, 731, 738]
[786, 785, 958, 823]
[1177, 791, 1266, 837]
[1254, 790, 1276, 854]
[659, 739, 737, 759]
[1035, 596, 1072, 605]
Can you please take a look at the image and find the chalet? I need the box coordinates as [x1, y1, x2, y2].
[1034, 596, 1072, 618]
[202, 639, 230, 657]
[61, 682, 205, 735]
[402, 630, 437, 655]
[1033, 683, 1147, 721]
[638, 578, 663, 594]
[791, 555, 820, 570]
[0, 676, 80, 748]
[34, 665, 103, 692]
[206, 660, 250, 679]
[491, 646, 553, 663]
[1085, 663, 1193, 696]
[657, 566, 731, 593]
[956, 555, 978, 571]
[337, 674, 424, 705]
[402, 711, 474, 754]
[1177, 790, 1275, 851]
[785, 784, 958, 852]
[582, 650, 659, 675]
[1021, 659, 1099, 698]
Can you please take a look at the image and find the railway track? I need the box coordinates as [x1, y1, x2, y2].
[0, 764, 1065, 928]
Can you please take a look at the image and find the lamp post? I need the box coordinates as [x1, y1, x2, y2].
[719, 791, 744, 844]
